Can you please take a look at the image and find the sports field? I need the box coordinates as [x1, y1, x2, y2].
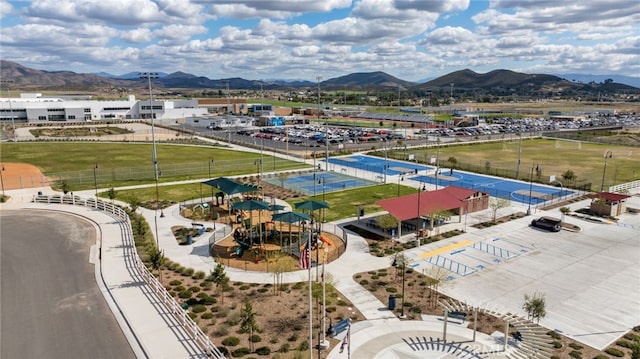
[263, 171, 376, 196]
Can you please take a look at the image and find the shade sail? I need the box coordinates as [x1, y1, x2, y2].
[271, 211, 310, 224]
[294, 200, 330, 211]
[202, 177, 259, 195]
[231, 199, 270, 211]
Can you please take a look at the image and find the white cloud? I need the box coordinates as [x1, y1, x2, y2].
[153, 24, 208, 46]
[120, 28, 154, 44]
[207, 0, 352, 19]
[0, 0, 15, 19]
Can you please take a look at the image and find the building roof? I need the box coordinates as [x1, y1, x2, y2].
[376, 186, 483, 221]
[591, 192, 631, 202]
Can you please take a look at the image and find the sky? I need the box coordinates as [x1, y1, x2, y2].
[1, 0, 639, 82]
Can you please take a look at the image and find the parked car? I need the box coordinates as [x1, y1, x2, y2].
[530, 216, 562, 232]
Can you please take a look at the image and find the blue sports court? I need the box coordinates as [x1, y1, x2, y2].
[327, 154, 574, 205]
[327, 154, 433, 176]
[263, 171, 376, 196]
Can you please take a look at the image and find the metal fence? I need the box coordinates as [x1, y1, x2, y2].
[48, 157, 301, 188]
[31, 194, 226, 359]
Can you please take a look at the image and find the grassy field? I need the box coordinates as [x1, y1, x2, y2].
[386, 138, 639, 189]
[0, 142, 308, 189]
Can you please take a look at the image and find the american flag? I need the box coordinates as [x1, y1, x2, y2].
[299, 240, 310, 270]
[339, 327, 350, 354]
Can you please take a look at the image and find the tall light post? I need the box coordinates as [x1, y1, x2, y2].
[93, 163, 98, 196]
[208, 157, 214, 209]
[391, 255, 406, 318]
[415, 183, 425, 246]
[1, 79, 16, 142]
[601, 150, 613, 192]
[0, 164, 6, 197]
[139, 72, 163, 249]
[527, 163, 539, 216]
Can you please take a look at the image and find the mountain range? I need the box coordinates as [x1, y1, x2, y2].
[1, 60, 637, 98]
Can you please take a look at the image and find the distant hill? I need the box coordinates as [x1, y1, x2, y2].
[1, 61, 637, 98]
[1, 60, 125, 89]
[320, 71, 415, 90]
[559, 73, 640, 88]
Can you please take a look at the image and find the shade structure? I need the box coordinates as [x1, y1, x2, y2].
[294, 200, 330, 211]
[272, 211, 310, 224]
[232, 199, 270, 211]
[202, 177, 259, 195]
[268, 204, 286, 212]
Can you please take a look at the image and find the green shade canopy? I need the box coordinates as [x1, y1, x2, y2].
[202, 177, 259, 195]
[294, 200, 330, 211]
[231, 199, 270, 211]
[271, 211, 310, 224]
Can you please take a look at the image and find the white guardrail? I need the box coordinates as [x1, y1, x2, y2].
[32, 194, 226, 359]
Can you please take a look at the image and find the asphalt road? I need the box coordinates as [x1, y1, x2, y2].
[0, 211, 135, 359]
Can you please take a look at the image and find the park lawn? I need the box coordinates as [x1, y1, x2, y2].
[388, 138, 639, 188]
[0, 142, 308, 190]
[287, 184, 418, 222]
[109, 182, 206, 205]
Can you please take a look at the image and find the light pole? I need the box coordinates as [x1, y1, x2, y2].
[392, 255, 406, 318]
[527, 163, 539, 216]
[139, 72, 163, 249]
[1, 79, 16, 142]
[601, 150, 613, 192]
[0, 164, 5, 196]
[93, 163, 98, 196]
[319, 246, 330, 350]
[416, 183, 425, 246]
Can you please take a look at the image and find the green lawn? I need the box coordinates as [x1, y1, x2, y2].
[384, 138, 639, 188]
[0, 142, 308, 190]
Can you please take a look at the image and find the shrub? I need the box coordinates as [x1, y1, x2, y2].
[547, 331, 562, 340]
[550, 341, 562, 348]
[605, 348, 625, 357]
[178, 290, 192, 299]
[192, 271, 205, 279]
[222, 337, 240, 346]
[255, 346, 271, 355]
[226, 312, 241, 326]
[570, 343, 584, 350]
[191, 304, 206, 313]
[278, 343, 290, 352]
[201, 312, 214, 319]
[386, 287, 397, 293]
[187, 312, 197, 319]
[181, 268, 195, 276]
[359, 280, 369, 286]
[214, 324, 230, 336]
[569, 350, 582, 358]
[287, 333, 298, 342]
[292, 282, 304, 290]
[624, 333, 640, 341]
[231, 347, 251, 357]
[239, 285, 250, 290]
[615, 339, 633, 349]
[249, 335, 262, 343]
[174, 285, 185, 292]
[593, 355, 609, 359]
[298, 340, 309, 351]
[257, 288, 269, 293]
[189, 286, 201, 293]
[169, 280, 182, 286]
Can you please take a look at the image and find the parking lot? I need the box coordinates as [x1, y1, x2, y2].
[401, 197, 640, 350]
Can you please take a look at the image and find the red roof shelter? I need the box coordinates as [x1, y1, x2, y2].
[376, 186, 489, 222]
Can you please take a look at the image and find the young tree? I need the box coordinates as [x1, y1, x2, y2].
[376, 214, 399, 240]
[210, 262, 229, 303]
[489, 198, 510, 222]
[107, 187, 117, 201]
[522, 291, 546, 323]
[149, 248, 165, 285]
[128, 194, 141, 212]
[425, 266, 450, 308]
[561, 170, 577, 186]
[447, 156, 458, 170]
[559, 207, 571, 224]
[277, 172, 289, 188]
[240, 297, 259, 352]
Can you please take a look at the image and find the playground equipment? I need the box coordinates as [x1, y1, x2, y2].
[232, 227, 252, 256]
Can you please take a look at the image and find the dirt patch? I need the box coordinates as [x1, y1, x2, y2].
[0, 162, 52, 190]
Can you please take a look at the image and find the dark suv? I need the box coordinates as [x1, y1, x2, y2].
[530, 216, 562, 232]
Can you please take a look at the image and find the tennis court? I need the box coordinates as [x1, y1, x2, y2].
[327, 154, 433, 176]
[264, 171, 376, 196]
[411, 171, 574, 205]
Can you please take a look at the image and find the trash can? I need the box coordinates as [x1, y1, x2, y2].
[359, 208, 365, 217]
[388, 294, 396, 311]
[186, 235, 192, 245]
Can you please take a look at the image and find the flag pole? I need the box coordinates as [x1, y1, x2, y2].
[307, 234, 313, 359]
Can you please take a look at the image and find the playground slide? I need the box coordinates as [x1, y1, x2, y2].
[318, 235, 332, 246]
[235, 246, 244, 257]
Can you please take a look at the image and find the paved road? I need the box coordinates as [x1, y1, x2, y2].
[0, 211, 135, 359]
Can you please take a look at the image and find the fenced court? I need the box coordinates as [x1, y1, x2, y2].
[327, 154, 433, 177]
[410, 171, 575, 205]
[263, 171, 376, 196]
